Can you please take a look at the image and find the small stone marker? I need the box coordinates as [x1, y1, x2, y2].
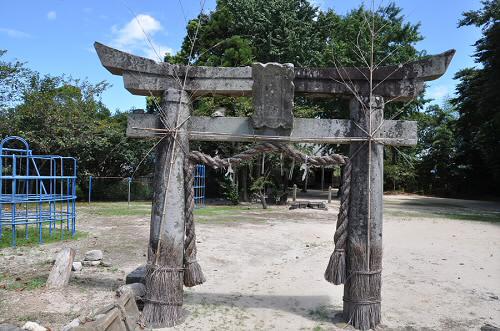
[289, 201, 327, 210]
[46, 248, 75, 289]
[84, 250, 103, 261]
[72, 262, 82, 271]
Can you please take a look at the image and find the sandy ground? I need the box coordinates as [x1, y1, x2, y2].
[0, 193, 499, 330]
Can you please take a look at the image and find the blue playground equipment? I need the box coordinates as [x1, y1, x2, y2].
[0, 136, 77, 247]
[194, 164, 206, 208]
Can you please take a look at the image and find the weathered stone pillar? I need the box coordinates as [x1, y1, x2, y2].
[143, 88, 190, 327]
[343, 96, 384, 330]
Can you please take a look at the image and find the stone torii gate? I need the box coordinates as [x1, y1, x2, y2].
[95, 42, 454, 329]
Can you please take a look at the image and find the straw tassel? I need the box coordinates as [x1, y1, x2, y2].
[325, 248, 347, 285]
[142, 262, 185, 327]
[324, 161, 351, 285]
[183, 161, 206, 287]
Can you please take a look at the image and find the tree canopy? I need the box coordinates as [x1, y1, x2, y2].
[451, 0, 499, 195]
[0, 54, 154, 198]
[1, 0, 498, 200]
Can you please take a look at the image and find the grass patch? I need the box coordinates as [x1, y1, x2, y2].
[0, 273, 46, 291]
[193, 205, 257, 217]
[194, 205, 268, 224]
[0, 225, 86, 249]
[385, 209, 500, 223]
[80, 201, 268, 219]
[80, 201, 151, 217]
[308, 306, 332, 322]
[440, 212, 500, 223]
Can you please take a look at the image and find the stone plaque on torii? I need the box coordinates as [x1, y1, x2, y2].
[95, 42, 454, 329]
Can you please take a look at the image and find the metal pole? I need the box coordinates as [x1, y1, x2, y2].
[12, 154, 17, 246]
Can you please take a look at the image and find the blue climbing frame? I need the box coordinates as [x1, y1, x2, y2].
[0, 136, 77, 247]
[193, 164, 205, 208]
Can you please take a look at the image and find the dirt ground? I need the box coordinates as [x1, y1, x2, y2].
[0, 193, 499, 330]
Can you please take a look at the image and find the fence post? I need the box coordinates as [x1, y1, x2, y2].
[293, 184, 297, 202]
[321, 166, 325, 191]
[128, 177, 132, 208]
[88, 176, 92, 205]
[328, 186, 332, 203]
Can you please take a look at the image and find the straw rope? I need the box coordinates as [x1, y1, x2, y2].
[185, 141, 350, 287]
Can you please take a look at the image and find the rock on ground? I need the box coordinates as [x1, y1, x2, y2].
[72, 261, 82, 271]
[84, 250, 103, 261]
[82, 260, 101, 267]
[116, 283, 146, 298]
[61, 318, 80, 331]
[21, 322, 46, 331]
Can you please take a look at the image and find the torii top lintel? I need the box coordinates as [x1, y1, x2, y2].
[94, 42, 455, 101]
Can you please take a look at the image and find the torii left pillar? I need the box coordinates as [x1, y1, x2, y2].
[343, 96, 384, 330]
[143, 89, 190, 327]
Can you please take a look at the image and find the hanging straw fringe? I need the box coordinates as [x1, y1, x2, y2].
[342, 237, 382, 330]
[325, 161, 351, 285]
[142, 263, 185, 327]
[183, 161, 206, 287]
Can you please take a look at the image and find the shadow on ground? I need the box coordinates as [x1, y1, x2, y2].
[184, 292, 345, 324]
[71, 275, 123, 290]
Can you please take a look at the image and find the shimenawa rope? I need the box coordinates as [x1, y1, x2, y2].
[324, 160, 351, 285]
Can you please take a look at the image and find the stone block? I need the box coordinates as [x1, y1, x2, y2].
[84, 250, 103, 261]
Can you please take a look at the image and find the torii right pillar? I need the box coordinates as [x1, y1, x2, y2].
[344, 95, 384, 330]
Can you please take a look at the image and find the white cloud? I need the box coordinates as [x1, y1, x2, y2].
[0, 28, 30, 38]
[47, 11, 57, 20]
[143, 42, 174, 60]
[113, 14, 162, 47]
[427, 85, 450, 101]
[310, 0, 327, 9]
[110, 14, 173, 61]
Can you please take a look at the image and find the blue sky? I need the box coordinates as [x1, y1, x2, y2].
[0, 0, 482, 112]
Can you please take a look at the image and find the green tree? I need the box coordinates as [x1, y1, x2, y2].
[452, 0, 500, 195]
[174, 0, 322, 66]
[0, 50, 31, 109]
[169, 1, 427, 199]
[0, 71, 154, 197]
[416, 103, 458, 195]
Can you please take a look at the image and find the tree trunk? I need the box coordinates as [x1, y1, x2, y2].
[259, 192, 268, 209]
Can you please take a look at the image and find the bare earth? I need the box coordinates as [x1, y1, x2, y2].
[0, 193, 499, 330]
